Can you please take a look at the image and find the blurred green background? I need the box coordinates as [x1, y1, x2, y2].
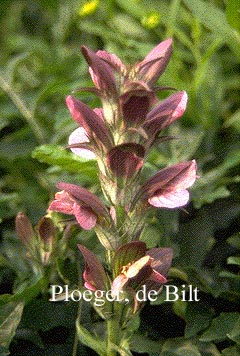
[0, 1, 240, 355]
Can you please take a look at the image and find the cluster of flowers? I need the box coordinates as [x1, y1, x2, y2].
[47, 39, 197, 311]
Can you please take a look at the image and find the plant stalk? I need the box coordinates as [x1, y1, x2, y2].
[107, 301, 124, 356]
[0, 74, 46, 144]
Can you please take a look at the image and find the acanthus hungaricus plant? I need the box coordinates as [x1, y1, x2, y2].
[18, 39, 198, 356]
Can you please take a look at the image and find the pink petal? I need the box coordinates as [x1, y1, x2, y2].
[144, 38, 173, 62]
[149, 270, 167, 284]
[142, 160, 197, 197]
[136, 38, 173, 85]
[48, 191, 74, 215]
[172, 91, 188, 119]
[148, 189, 189, 208]
[144, 91, 188, 137]
[68, 127, 96, 159]
[73, 203, 97, 230]
[66, 96, 111, 149]
[84, 281, 96, 291]
[78, 244, 108, 291]
[81, 46, 117, 95]
[57, 182, 108, 217]
[111, 274, 128, 297]
[96, 50, 125, 73]
[126, 256, 151, 278]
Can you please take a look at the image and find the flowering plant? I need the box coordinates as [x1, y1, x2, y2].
[14, 39, 197, 355]
[45, 38, 197, 355]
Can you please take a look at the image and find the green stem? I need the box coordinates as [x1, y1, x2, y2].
[72, 251, 83, 356]
[72, 300, 82, 356]
[106, 301, 124, 356]
[0, 74, 45, 144]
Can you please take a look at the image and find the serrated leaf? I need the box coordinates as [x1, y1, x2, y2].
[0, 302, 24, 351]
[200, 312, 239, 342]
[32, 144, 97, 177]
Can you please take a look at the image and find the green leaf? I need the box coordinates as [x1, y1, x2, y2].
[227, 256, 240, 266]
[21, 299, 78, 331]
[226, 0, 240, 31]
[130, 334, 162, 353]
[0, 277, 48, 307]
[0, 192, 20, 220]
[32, 144, 97, 177]
[111, 13, 148, 39]
[76, 320, 106, 356]
[162, 338, 201, 356]
[183, 0, 240, 58]
[200, 312, 239, 342]
[0, 302, 24, 351]
[185, 302, 214, 338]
[222, 345, 240, 356]
[227, 316, 240, 343]
[224, 109, 240, 131]
[219, 271, 240, 280]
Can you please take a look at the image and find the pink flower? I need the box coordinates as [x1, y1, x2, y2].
[48, 182, 108, 230]
[81, 38, 172, 96]
[66, 96, 112, 153]
[15, 212, 34, 245]
[106, 143, 145, 178]
[143, 91, 188, 142]
[111, 241, 173, 298]
[81, 46, 118, 96]
[139, 160, 198, 208]
[119, 81, 157, 127]
[77, 241, 173, 310]
[132, 38, 173, 86]
[77, 244, 109, 291]
[68, 127, 96, 159]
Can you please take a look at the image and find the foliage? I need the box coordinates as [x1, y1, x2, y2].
[0, 0, 239, 355]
